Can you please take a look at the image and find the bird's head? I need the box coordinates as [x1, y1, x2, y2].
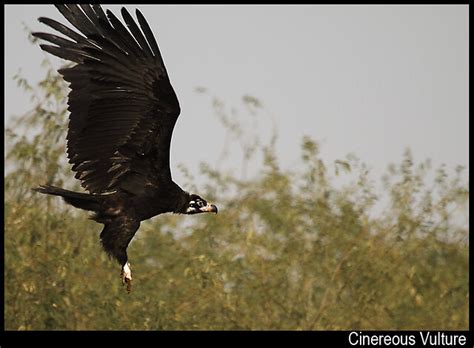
[184, 194, 218, 215]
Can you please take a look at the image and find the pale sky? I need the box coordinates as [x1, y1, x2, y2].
[4, 5, 469, 188]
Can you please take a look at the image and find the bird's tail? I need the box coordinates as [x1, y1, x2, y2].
[32, 184, 101, 211]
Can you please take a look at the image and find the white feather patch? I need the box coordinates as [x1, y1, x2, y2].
[122, 262, 132, 281]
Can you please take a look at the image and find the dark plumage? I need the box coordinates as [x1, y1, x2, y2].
[32, 4, 218, 292]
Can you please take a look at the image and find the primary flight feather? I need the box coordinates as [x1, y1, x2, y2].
[32, 4, 218, 292]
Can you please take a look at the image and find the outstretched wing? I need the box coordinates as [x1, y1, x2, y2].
[33, 5, 181, 194]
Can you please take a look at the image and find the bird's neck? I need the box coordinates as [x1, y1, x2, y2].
[173, 190, 191, 214]
[163, 181, 189, 214]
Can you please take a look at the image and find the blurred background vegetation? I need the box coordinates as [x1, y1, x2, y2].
[5, 51, 469, 330]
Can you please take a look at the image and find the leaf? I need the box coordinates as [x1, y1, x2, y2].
[335, 160, 351, 174]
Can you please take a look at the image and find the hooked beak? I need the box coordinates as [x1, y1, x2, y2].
[200, 203, 218, 214]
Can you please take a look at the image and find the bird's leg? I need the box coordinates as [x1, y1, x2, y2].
[121, 262, 132, 293]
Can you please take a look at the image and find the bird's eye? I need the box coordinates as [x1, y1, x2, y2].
[197, 200, 205, 207]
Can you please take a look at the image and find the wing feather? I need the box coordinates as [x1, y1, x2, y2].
[33, 5, 181, 194]
[121, 8, 155, 59]
[106, 10, 143, 57]
[54, 5, 95, 34]
[91, 4, 108, 22]
[37, 17, 86, 43]
[136, 9, 164, 64]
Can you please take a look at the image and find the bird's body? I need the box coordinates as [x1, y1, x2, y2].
[32, 4, 217, 292]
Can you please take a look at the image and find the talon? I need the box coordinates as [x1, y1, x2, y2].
[121, 262, 132, 293]
[124, 278, 132, 293]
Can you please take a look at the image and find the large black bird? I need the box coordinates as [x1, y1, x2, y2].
[32, 4, 218, 292]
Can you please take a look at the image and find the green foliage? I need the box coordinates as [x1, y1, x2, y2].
[4, 63, 468, 330]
